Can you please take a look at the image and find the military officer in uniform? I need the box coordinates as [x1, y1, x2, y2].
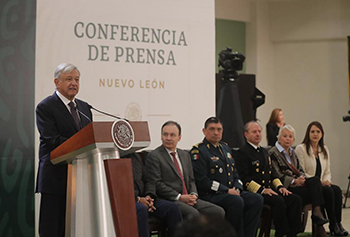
[190, 117, 263, 237]
[235, 121, 302, 237]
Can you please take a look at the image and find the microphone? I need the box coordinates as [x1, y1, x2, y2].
[88, 104, 127, 121]
[76, 108, 92, 122]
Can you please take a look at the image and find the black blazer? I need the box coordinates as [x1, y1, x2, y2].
[122, 153, 156, 200]
[36, 92, 92, 195]
[236, 143, 282, 193]
[266, 122, 279, 146]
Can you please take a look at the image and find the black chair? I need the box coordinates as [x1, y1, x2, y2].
[149, 216, 168, 237]
[258, 204, 273, 237]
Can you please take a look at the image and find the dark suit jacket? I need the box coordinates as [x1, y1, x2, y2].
[122, 153, 156, 200]
[145, 145, 197, 200]
[236, 143, 283, 193]
[36, 92, 92, 195]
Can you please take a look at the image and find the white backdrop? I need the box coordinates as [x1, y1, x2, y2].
[35, 0, 215, 150]
[35, 1, 215, 235]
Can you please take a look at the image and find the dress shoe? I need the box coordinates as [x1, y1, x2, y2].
[337, 223, 348, 236]
[330, 223, 345, 236]
[311, 214, 329, 226]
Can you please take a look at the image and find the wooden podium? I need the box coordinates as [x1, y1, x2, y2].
[50, 121, 150, 237]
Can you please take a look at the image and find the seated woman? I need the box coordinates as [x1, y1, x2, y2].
[268, 125, 329, 236]
[295, 121, 348, 236]
[266, 108, 285, 146]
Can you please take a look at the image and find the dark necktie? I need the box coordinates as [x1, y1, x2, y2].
[68, 101, 81, 129]
[170, 152, 188, 195]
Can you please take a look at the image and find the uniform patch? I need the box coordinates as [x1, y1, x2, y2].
[211, 156, 219, 161]
[227, 153, 232, 159]
[219, 168, 223, 173]
[192, 154, 199, 160]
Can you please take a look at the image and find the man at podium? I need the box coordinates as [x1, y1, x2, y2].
[36, 63, 93, 237]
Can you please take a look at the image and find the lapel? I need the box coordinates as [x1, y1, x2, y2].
[177, 149, 188, 179]
[204, 139, 225, 162]
[246, 143, 267, 168]
[262, 148, 271, 167]
[76, 99, 91, 127]
[278, 150, 290, 168]
[289, 150, 300, 173]
[160, 146, 182, 180]
[278, 148, 299, 174]
[52, 92, 79, 132]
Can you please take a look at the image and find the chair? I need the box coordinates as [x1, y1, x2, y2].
[258, 204, 316, 237]
[149, 216, 168, 237]
[301, 204, 316, 237]
[258, 204, 273, 237]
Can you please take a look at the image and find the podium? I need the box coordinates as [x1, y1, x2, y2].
[50, 121, 150, 237]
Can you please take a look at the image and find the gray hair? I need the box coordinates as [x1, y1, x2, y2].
[54, 63, 80, 80]
[244, 121, 262, 132]
[277, 124, 296, 139]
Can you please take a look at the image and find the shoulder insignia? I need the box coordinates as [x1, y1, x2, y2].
[207, 144, 210, 149]
[220, 141, 228, 146]
[193, 142, 202, 148]
[191, 149, 199, 154]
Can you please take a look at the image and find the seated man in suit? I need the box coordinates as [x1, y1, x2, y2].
[190, 117, 263, 237]
[235, 121, 302, 237]
[146, 121, 225, 219]
[122, 153, 182, 237]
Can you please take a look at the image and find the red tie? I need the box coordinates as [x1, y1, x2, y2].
[170, 152, 188, 194]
